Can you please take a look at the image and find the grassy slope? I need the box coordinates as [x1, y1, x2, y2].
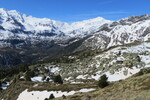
[1, 41, 150, 100]
[0, 81, 97, 100]
[54, 73, 150, 100]
[1, 72, 150, 100]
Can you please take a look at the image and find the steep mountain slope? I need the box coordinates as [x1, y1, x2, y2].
[74, 14, 150, 52]
[0, 8, 111, 41]
[0, 8, 110, 67]
[29, 41, 149, 83]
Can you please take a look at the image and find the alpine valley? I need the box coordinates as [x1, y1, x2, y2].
[0, 8, 150, 100]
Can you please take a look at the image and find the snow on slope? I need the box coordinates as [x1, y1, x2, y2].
[107, 20, 150, 48]
[91, 42, 150, 81]
[89, 67, 141, 81]
[1, 8, 150, 52]
[0, 8, 111, 39]
[17, 88, 95, 100]
[62, 17, 111, 37]
[67, 42, 150, 82]
[74, 14, 150, 51]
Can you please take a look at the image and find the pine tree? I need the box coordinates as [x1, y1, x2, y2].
[46, 78, 50, 82]
[44, 98, 48, 100]
[62, 95, 66, 99]
[54, 75, 63, 84]
[49, 93, 55, 99]
[25, 71, 35, 81]
[98, 74, 109, 88]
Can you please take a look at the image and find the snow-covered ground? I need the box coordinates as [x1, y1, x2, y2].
[74, 42, 150, 82]
[31, 76, 53, 82]
[17, 88, 95, 100]
[105, 67, 141, 81]
[31, 76, 43, 82]
[76, 67, 141, 82]
[49, 67, 60, 73]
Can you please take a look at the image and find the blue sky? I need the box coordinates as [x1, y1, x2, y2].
[0, 0, 150, 22]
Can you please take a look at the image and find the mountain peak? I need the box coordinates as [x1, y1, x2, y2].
[0, 8, 23, 20]
[0, 8, 7, 12]
[91, 17, 106, 21]
[0, 8, 8, 16]
[72, 17, 110, 24]
[8, 9, 21, 15]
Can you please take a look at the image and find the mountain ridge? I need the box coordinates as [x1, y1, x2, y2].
[0, 8, 150, 67]
[1, 8, 150, 100]
[0, 8, 111, 39]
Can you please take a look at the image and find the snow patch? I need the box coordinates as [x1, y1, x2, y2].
[17, 88, 95, 100]
[31, 76, 43, 82]
[105, 67, 141, 81]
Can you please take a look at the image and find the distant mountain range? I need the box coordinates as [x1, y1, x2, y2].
[0, 8, 110, 41]
[0, 8, 150, 67]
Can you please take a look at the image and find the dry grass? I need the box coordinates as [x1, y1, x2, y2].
[0, 81, 34, 100]
[54, 73, 150, 100]
[1, 69, 150, 100]
[0, 81, 97, 100]
[29, 82, 97, 92]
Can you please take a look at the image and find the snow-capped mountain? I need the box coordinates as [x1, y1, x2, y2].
[74, 14, 150, 52]
[1, 8, 150, 100]
[0, 8, 110, 41]
[61, 17, 111, 37]
[0, 8, 150, 67]
[0, 8, 111, 67]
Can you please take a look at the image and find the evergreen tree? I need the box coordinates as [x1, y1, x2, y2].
[98, 74, 109, 88]
[25, 74, 31, 81]
[25, 71, 35, 81]
[46, 78, 50, 82]
[44, 98, 48, 100]
[62, 95, 66, 99]
[49, 93, 55, 99]
[137, 55, 141, 62]
[54, 75, 63, 84]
